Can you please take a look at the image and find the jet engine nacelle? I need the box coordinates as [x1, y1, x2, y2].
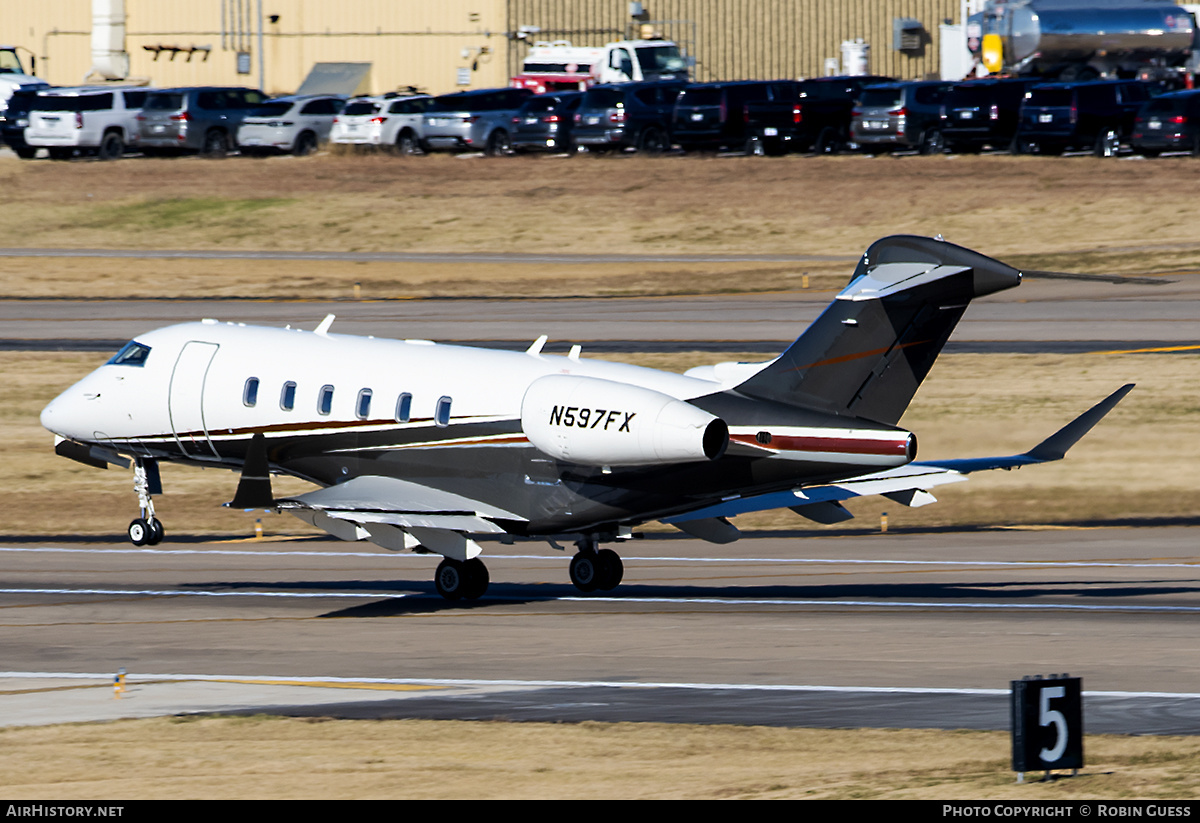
[521, 375, 728, 467]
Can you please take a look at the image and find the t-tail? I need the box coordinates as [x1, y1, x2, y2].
[734, 235, 1022, 426]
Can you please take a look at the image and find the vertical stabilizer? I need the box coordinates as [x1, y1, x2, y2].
[734, 236, 1022, 425]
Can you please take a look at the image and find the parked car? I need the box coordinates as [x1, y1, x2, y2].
[0, 86, 46, 158]
[508, 91, 583, 153]
[236, 94, 345, 156]
[673, 80, 797, 153]
[23, 86, 147, 160]
[329, 93, 434, 154]
[572, 81, 687, 154]
[421, 87, 533, 155]
[1014, 80, 1151, 157]
[137, 86, 268, 156]
[744, 75, 894, 155]
[849, 80, 956, 154]
[1130, 89, 1200, 156]
[939, 78, 1038, 153]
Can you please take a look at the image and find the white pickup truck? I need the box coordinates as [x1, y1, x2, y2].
[24, 86, 149, 160]
[512, 39, 689, 94]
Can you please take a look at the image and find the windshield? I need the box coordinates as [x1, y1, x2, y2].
[635, 45, 687, 74]
[105, 341, 151, 367]
[0, 50, 24, 74]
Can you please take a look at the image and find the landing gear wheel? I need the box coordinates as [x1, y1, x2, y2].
[462, 557, 489, 600]
[146, 518, 165, 546]
[595, 548, 624, 591]
[128, 518, 150, 546]
[434, 558, 466, 601]
[569, 552, 599, 593]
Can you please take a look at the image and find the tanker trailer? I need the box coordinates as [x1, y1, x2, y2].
[971, 0, 1197, 81]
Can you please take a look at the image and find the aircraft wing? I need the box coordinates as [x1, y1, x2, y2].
[663, 384, 1133, 534]
[276, 475, 527, 561]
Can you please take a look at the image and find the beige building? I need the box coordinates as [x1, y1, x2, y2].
[3, 1, 961, 97]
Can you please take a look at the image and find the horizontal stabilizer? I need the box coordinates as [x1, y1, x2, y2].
[922, 384, 1134, 473]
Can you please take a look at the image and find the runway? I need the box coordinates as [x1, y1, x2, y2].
[4, 528, 1200, 732]
[1, 268, 1199, 352]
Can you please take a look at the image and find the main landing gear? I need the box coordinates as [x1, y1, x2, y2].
[128, 459, 164, 547]
[568, 536, 624, 593]
[433, 557, 490, 601]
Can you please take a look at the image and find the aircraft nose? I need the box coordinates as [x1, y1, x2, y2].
[41, 388, 94, 441]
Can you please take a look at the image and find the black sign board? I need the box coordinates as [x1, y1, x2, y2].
[1011, 675, 1084, 774]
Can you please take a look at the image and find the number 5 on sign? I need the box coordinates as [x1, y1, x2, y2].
[1011, 676, 1083, 777]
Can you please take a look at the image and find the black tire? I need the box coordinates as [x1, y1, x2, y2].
[462, 558, 489, 600]
[128, 518, 150, 547]
[745, 135, 766, 156]
[396, 130, 419, 156]
[146, 518, 165, 546]
[637, 126, 667, 155]
[48, 148, 73, 161]
[434, 558, 466, 601]
[595, 549, 624, 591]
[1011, 136, 1035, 155]
[14, 146, 36, 160]
[1094, 129, 1120, 158]
[1135, 147, 1161, 158]
[569, 552, 599, 593]
[293, 131, 317, 157]
[97, 132, 124, 161]
[918, 129, 945, 155]
[485, 129, 511, 157]
[1191, 134, 1200, 158]
[202, 130, 228, 158]
[814, 127, 843, 155]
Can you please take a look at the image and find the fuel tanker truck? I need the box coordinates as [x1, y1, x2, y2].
[969, 0, 1199, 82]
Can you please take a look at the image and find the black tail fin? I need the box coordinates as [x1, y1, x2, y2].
[734, 235, 1022, 425]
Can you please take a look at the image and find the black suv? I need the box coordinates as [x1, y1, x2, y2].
[744, 75, 894, 155]
[572, 81, 687, 154]
[0, 87, 43, 158]
[1131, 90, 1200, 156]
[509, 91, 583, 154]
[939, 78, 1038, 153]
[850, 80, 956, 154]
[1015, 80, 1151, 157]
[672, 80, 797, 153]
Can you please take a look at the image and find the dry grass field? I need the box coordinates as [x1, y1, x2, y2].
[2, 151, 1200, 298]
[3, 715, 1200, 799]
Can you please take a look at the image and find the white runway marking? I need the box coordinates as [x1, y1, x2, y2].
[3, 546, 1199, 570]
[3, 670, 1200, 701]
[4, 586, 1200, 614]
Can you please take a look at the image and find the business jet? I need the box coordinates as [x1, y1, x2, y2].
[41, 235, 1132, 601]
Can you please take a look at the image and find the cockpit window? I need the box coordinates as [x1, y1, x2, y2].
[105, 341, 151, 367]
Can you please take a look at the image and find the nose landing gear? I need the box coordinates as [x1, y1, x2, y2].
[128, 459, 164, 546]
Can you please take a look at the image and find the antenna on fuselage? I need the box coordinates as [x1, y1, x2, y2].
[314, 314, 335, 336]
[526, 335, 548, 355]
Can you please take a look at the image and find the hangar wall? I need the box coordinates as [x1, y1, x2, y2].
[505, 0, 960, 82]
[3, 1, 960, 96]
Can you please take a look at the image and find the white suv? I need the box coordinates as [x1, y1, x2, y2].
[24, 86, 148, 160]
[330, 93, 433, 154]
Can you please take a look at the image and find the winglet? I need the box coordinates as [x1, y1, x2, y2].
[1024, 383, 1134, 462]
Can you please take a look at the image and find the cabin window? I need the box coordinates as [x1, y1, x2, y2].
[280, 381, 296, 411]
[435, 396, 452, 428]
[243, 377, 260, 407]
[105, 341, 151, 367]
[356, 389, 373, 420]
[395, 393, 412, 423]
[318, 384, 334, 415]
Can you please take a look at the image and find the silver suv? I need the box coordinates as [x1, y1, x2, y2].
[422, 87, 533, 155]
[24, 86, 148, 160]
[137, 86, 268, 156]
